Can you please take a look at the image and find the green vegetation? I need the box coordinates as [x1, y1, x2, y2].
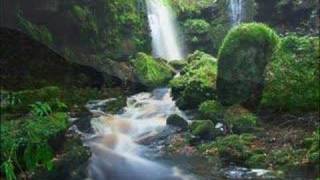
[17, 13, 54, 46]
[1, 111, 68, 179]
[223, 105, 257, 134]
[200, 134, 257, 162]
[198, 100, 225, 123]
[132, 53, 173, 88]
[217, 23, 279, 108]
[169, 51, 217, 109]
[190, 120, 216, 140]
[183, 19, 212, 52]
[261, 35, 319, 111]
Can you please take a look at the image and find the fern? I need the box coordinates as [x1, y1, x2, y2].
[30, 102, 52, 117]
[1, 160, 16, 180]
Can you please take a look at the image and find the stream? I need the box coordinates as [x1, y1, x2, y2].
[74, 88, 277, 180]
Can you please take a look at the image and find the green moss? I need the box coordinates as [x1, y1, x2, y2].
[217, 23, 279, 108]
[261, 35, 319, 112]
[200, 134, 256, 162]
[167, 114, 188, 130]
[190, 120, 216, 139]
[169, 51, 217, 109]
[132, 53, 173, 88]
[224, 105, 257, 134]
[184, 19, 210, 34]
[198, 100, 225, 123]
[245, 153, 268, 168]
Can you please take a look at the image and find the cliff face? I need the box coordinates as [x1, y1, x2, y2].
[255, 0, 319, 34]
[0, 0, 151, 61]
[0, 27, 105, 90]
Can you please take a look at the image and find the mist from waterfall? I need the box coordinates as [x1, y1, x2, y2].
[146, 0, 184, 61]
[229, 0, 243, 25]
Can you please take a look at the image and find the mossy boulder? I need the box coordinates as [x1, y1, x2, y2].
[190, 120, 216, 140]
[217, 23, 279, 108]
[169, 51, 217, 110]
[223, 105, 257, 134]
[166, 114, 188, 130]
[132, 53, 174, 88]
[198, 100, 225, 123]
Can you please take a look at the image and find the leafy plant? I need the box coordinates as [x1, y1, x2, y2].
[30, 102, 52, 117]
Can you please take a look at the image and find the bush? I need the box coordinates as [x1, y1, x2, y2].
[224, 105, 257, 134]
[261, 35, 319, 111]
[184, 19, 210, 34]
[169, 51, 217, 109]
[217, 23, 279, 108]
[132, 53, 173, 88]
[304, 128, 320, 165]
[198, 100, 225, 123]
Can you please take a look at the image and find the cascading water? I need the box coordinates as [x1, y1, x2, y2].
[146, 0, 184, 61]
[84, 88, 192, 180]
[229, 0, 243, 25]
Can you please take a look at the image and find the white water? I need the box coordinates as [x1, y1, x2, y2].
[84, 88, 192, 180]
[146, 0, 184, 61]
[229, 0, 243, 25]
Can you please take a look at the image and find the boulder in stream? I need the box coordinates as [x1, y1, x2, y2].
[166, 114, 188, 130]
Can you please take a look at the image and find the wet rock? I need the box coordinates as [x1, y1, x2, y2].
[0, 27, 104, 90]
[167, 114, 188, 131]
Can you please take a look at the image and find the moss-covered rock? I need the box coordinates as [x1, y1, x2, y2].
[217, 23, 279, 108]
[166, 114, 188, 130]
[261, 35, 319, 112]
[224, 105, 257, 134]
[132, 53, 174, 88]
[201, 134, 256, 163]
[198, 100, 225, 123]
[169, 51, 217, 110]
[190, 120, 216, 140]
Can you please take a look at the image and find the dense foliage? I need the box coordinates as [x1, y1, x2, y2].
[261, 35, 320, 111]
[169, 51, 217, 109]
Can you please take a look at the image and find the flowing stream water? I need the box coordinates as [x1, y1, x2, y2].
[84, 88, 193, 180]
[146, 0, 184, 61]
[229, 0, 243, 25]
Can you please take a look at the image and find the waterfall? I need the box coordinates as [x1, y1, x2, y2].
[146, 0, 184, 61]
[229, 0, 243, 25]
